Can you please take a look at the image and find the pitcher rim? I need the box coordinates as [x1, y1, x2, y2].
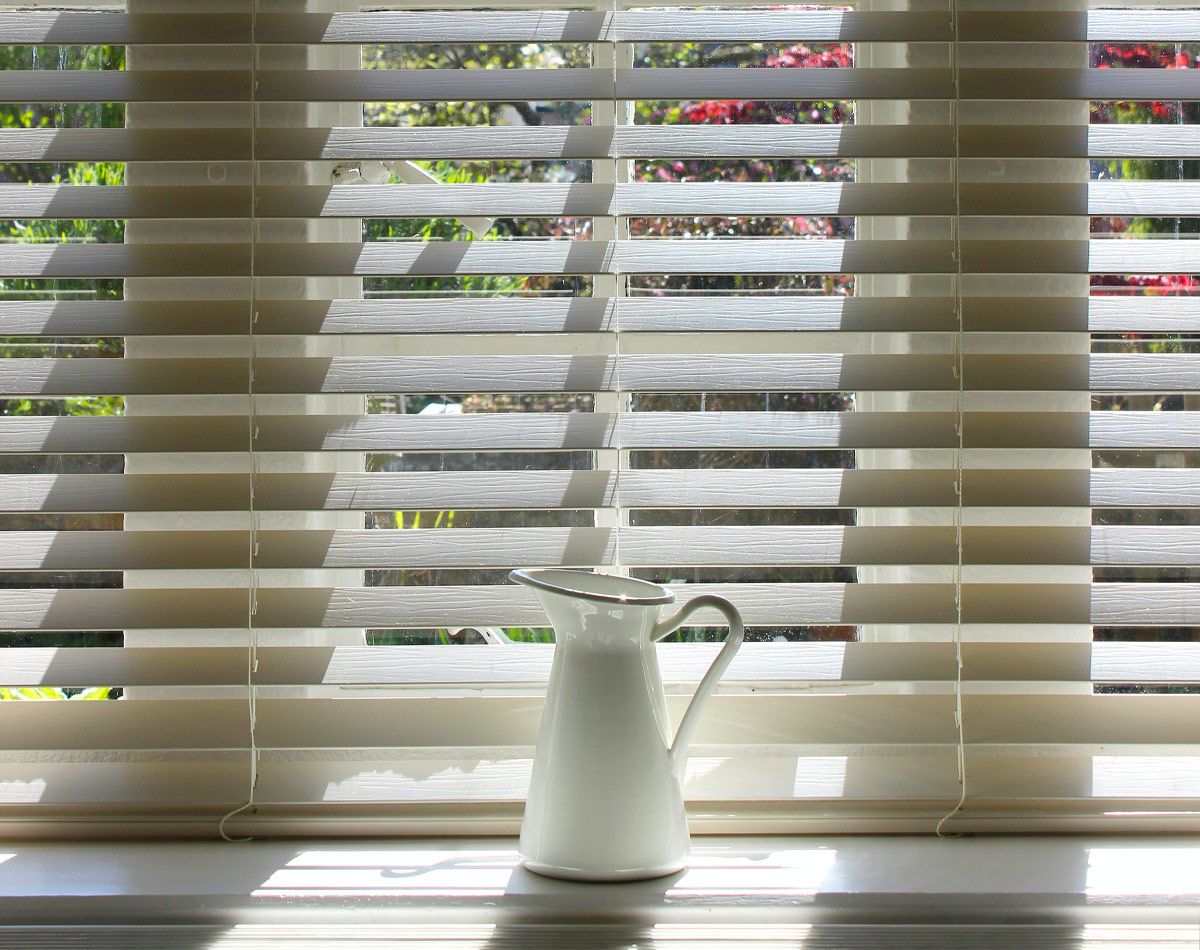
[509, 568, 676, 606]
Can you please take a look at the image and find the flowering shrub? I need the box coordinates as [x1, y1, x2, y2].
[1089, 42, 1200, 323]
[1091, 273, 1199, 295]
[633, 39, 855, 304]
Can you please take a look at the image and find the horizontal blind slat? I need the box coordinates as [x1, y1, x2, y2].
[0, 584, 956, 630]
[256, 182, 955, 218]
[258, 124, 954, 160]
[7, 695, 1197, 751]
[960, 10, 1200, 42]
[10, 642, 1200, 690]
[962, 68, 1200, 101]
[13, 183, 1198, 221]
[0, 300, 248, 336]
[966, 124, 1200, 159]
[3, 583, 1195, 630]
[7, 469, 1197, 513]
[5, 355, 1194, 396]
[0, 296, 956, 336]
[0, 70, 250, 103]
[0, 13, 250, 44]
[0, 185, 250, 219]
[5, 411, 1196, 454]
[250, 297, 959, 335]
[14, 124, 1200, 163]
[11, 527, 1195, 570]
[252, 240, 954, 277]
[0, 128, 250, 162]
[253, 10, 952, 43]
[6, 240, 1181, 279]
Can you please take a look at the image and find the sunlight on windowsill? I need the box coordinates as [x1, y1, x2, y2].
[249, 846, 840, 900]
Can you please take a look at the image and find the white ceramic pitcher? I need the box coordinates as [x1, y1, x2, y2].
[509, 568, 744, 881]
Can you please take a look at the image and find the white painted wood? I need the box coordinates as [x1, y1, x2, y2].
[964, 239, 1200, 276]
[0, 524, 945, 570]
[1085, 241, 1200, 276]
[8, 693, 1199, 752]
[0, 474, 250, 512]
[0, 297, 957, 336]
[0, 299, 247, 336]
[967, 354, 1200, 392]
[0, 243, 248, 278]
[0, 643, 852, 688]
[965, 124, 1200, 159]
[15, 181, 1200, 221]
[12, 123, 1200, 164]
[255, 10, 952, 44]
[248, 642, 1200, 687]
[0, 352, 955, 398]
[0, 358, 249, 396]
[0, 415, 248, 454]
[1086, 297, 1200, 333]
[250, 469, 953, 511]
[0, 12, 247, 44]
[962, 181, 1200, 216]
[255, 411, 958, 453]
[966, 296, 1200, 333]
[7, 354, 1197, 397]
[0, 69, 249, 103]
[965, 468, 1200, 508]
[258, 354, 955, 394]
[3, 411, 1196, 454]
[253, 296, 959, 335]
[7, 633, 1200, 686]
[1, 66, 1169, 109]
[23, 525, 1187, 570]
[1086, 469, 1200, 508]
[258, 182, 953, 218]
[1084, 181, 1200, 215]
[0, 647, 247, 687]
[964, 67, 1200, 101]
[0, 184, 249, 219]
[0, 128, 249, 162]
[1096, 408, 1200, 448]
[14, 755, 1200, 817]
[254, 240, 953, 277]
[1093, 584, 1200, 626]
[6, 582, 1200, 631]
[9, 468, 1198, 514]
[0, 531, 249, 571]
[0, 582, 956, 630]
[9, 239, 1194, 280]
[963, 10, 1200, 41]
[1091, 528, 1200, 567]
[260, 124, 954, 160]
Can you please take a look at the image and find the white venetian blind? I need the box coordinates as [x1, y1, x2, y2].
[2, 0, 1199, 836]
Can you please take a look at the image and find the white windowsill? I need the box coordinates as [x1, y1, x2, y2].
[2, 836, 1199, 944]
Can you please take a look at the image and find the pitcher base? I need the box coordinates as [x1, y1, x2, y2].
[520, 857, 686, 882]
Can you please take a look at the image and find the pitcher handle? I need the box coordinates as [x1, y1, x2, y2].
[652, 594, 744, 777]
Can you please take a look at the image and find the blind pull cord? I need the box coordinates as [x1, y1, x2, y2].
[608, 0, 625, 576]
[936, 0, 968, 839]
[219, 3, 260, 843]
